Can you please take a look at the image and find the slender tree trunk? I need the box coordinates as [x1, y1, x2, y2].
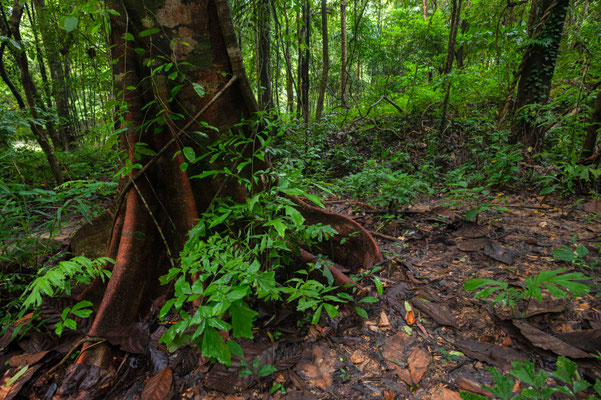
[283, 7, 295, 113]
[315, 0, 329, 120]
[340, 0, 348, 108]
[32, 0, 75, 149]
[439, 0, 463, 133]
[2, 0, 63, 185]
[508, 0, 570, 148]
[422, 0, 428, 20]
[300, 0, 310, 123]
[257, 0, 273, 111]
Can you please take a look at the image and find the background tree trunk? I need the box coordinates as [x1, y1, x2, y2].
[257, 0, 273, 111]
[340, 0, 348, 108]
[2, 0, 63, 185]
[581, 88, 601, 160]
[439, 0, 463, 133]
[509, 0, 570, 148]
[315, 0, 329, 120]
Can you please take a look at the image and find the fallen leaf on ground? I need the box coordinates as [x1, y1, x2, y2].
[7, 350, 49, 368]
[141, 366, 173, 400]
[456, 238, 489, 252]
[455, 340, 526, 371]
[412, 298, 458, 328]
[456, 376, 493, 398]
[521, 299, 567, 318]
[0, 364, 42, 400]
[483, 242, 518, 265]
[513, 320, 590, 358]
[296, 346, 337, 391]
[583, 201, 601, 214]
[558, 329, 601, 353]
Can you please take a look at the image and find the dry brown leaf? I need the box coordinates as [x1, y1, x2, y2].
[7, 350, 49, 368]
[412, 298, 458, 328]
[296, 346, 337, 391]
[456, 376, 493, 398]
[513, 320, 590, 358]
[406, 347, 430, 385]
[0, 364, 42, 400]
[455, 340, 527, 371]
[141, 366, 173, 400]
[405, 310, 415, 325]
[584, 201, 601, 214]
[382, 389, 395, 400]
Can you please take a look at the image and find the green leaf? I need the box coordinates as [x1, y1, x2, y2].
[355, 307, 368, 319]
[229, 300, 257, 339]
[139, 28, 160, 37]
[182, 147, 196, 162]
[7, 365, 29, 386]
[323, 303, 339, 318]
[358, 296, 378, 304]
[227, 340, 244, 358]
[64, 16, 79, 33]
[257, 364, 277, 377]
[311, 304, 323, 324]
[122, 32, 135, 41]
[285, 206, 305, 227]
[374, 276, 383, 296]
[202, 326, 231, 365]
[192, 83, 205, 97]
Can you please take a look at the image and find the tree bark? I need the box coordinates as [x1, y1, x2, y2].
[57, 0, 381, 393]
[581, 88, 601, 160]
[257, 0, 273, 111]
[508, 0, 570, 148]
[340, 0, 348, 108]
[315, 0, 329, 120]
[439, 0, 463, 133]
[300, 0, 310, 123]
[29, 0, 75, 150]
[1, 0, 63, 185]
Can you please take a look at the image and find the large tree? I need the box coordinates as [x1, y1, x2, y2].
[58, 0, 381, 394]
[506, 0, 570, 148]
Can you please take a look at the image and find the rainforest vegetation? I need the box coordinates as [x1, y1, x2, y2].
[0, 0, 600, 398]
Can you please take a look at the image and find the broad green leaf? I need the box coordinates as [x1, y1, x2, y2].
[229, 300, 257, 339]
[202, 326, 231, 365]
[64, 16, 79, 32]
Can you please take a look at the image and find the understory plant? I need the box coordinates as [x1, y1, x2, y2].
[464, 268, 590, 316]
[461, 356, 601, 400]
[158, 129, 372, 365]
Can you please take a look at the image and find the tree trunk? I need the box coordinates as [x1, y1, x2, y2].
[340, 0, 348, 108]
[422, 0, 428, 20]
[283, 7, 295, 113]
[32, 0, 76, 150]
[58, 0, 381, 392]
[581, 88, 601, 160]
[257, 0, 273, 111]
[1, 0, 63, 185]
[508, 0, 570, 149]
[439, 0, 463, 133]
[315, 0, 329, 120]
[300, 0, 310, 123]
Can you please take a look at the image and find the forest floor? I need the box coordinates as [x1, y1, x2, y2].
[2, 191, 601, 400]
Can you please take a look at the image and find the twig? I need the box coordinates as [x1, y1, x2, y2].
[369, 231, 404, 242]
[47, 336, 106, 375]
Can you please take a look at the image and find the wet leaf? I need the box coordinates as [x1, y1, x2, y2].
[513, 320, 590, 359]
[141, 366, 173, 400]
